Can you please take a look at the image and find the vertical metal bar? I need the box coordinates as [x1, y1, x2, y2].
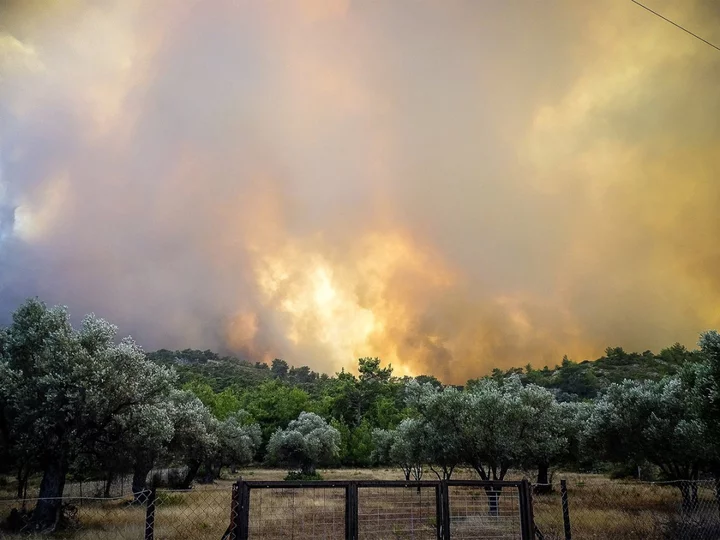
[440, 481, 451, 540]
[345, 485, 350, 540]
[144, 487, 156, 540]
[560, 479, 572, 540]
[519, 479, 536, 540]
[240, 482, 250, 540]
[345, 482, 358, 540]
[435, 484, 442, 540]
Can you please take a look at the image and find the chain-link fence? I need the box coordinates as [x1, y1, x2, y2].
[0, 487, 234, 540]
[532, 478, 720, 540]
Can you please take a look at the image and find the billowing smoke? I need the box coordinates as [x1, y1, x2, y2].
[1, 0, 719, 382]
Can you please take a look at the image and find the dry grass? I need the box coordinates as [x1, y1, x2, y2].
[1, 469, 718, 539]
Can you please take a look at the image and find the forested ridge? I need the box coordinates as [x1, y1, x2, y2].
[2, 299, 719, 531]
[149, 340, 699, 402]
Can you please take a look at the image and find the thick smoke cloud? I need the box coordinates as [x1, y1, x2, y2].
[1, 0, 719, 382]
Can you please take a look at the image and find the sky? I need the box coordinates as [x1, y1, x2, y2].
[1, 0, 719, 382]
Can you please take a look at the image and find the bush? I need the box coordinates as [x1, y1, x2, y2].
[284, 471, 323, 481]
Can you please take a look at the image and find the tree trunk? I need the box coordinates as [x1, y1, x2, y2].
[16, 464, 31, 511]
[103, 471, 114, 498]
[198, 460, 217, 484]
[31, 458, 67, 532]
[485, 486, 501, 517]
[714, 470, 720, 520]
[180, 460, 201, 489]
[301, 462, 316, 476]
[534, 463, 552, 494]
[679, 482, 699, 513]
[16, 464, 29, 499]
[132, 462, 153, 502]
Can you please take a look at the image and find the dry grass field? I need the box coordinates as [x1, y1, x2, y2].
[1, 469, 718, 539]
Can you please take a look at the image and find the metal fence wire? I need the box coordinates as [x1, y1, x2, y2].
[0, 478, 531, 540]
[447, 483, 524, 540]
[357, 482, 439, 540]
[532, 478, 720, 540]
[245, 485, 346, 539]
[235, 480, 534, 540]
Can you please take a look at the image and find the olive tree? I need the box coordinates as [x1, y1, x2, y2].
[514, 383, 577, 491]
[266, 412, 340, 475]
[388, 418, 426, 482]
[126, 390, 215, 496]
[405, 381, 463, 480]
[442, 378, 529, 515]
[683, 331, 720, 513]
[0, 299, 175, 531]
[584, 378, 708, 511]
[370, 428, 395, 466]
[460, 379, 524, 483]
[167, 390, 219, 488]
[214, 411, 262, 475]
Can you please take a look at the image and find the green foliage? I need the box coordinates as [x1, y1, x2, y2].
[271, 359, 289, 380]
[473, 346, 702, 401]
[238, 380, 310, 443]
[5, 296, 720, 507]
[182, 381, 241, 420]
[583, 378, 707, 481]
[147, 349, 271, 392]
[266, 412, 340, 475]
[0, 299, 177, 526]
[347, 420, 374, 467]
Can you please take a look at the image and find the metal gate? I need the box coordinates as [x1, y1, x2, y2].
[229, 479, 534, 539]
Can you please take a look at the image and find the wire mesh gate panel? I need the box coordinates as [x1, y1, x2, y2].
[357, 481, 440, 540]
[236, 479, 534, 540]
[445, 481, 526, 540]
[242, 482, 346, 539]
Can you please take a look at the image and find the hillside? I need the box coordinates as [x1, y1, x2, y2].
[147, 342, 702, 401]
[146, 349, 273, 391]
[482, 343, 702, 400]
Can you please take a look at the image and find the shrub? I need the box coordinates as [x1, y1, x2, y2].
[284, 471, 323, 481]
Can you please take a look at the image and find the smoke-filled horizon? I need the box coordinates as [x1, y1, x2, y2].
[1, 0, 719, 382]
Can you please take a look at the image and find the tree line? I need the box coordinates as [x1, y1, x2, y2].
[1, 299, 719, 530]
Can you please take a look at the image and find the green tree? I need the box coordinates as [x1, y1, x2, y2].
[683, 331, 720, 491]
[584, 378, 708, 511]
[266, 412, 340, 475]
[271, 358, 289, 379]
[347, 420, 374, 466]
[0, 300, 175, 530]
[388, 418, 426, 481]
[183, 381, 241, 420]
[514, 382, 575, 491]
[239, 380, 309, 443]
[405, 381, 463, 480]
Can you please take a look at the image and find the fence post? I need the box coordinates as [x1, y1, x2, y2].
[236, 479, 250, 540]
[560, 479, 572, 540]
[345, 482, 358, 540]
[440, 480, 451, 540]
[144, 487, 156, 540]
[519, 479, 536, 540]
[230, 479, 241, 540]
[435, 484, 442, 540]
